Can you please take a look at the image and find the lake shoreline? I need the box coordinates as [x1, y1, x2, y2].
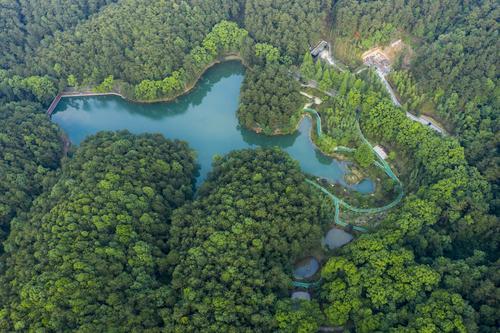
[48, 55, 246, 115]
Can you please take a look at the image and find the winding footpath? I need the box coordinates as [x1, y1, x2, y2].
[301, 101, 404, 232]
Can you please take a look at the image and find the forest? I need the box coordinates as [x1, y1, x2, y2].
[238, 63, 303, 134]
[0, 0, 498, 332]
[330, 0, 499, 212]
[0, 131, 197, 331]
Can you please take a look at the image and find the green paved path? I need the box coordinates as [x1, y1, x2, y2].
[303, 107, 404, 232]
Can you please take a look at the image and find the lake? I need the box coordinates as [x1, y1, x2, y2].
[52, 61, 374, 191]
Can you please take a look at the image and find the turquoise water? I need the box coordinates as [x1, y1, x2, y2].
[52, 61, 374, 192]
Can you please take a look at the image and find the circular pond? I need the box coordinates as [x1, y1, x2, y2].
[323, 228, 354, 250]
[293, 257, 320, 280]
[291, 291, 311, 301]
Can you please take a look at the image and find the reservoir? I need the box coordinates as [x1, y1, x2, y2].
[52, 61, 374, 191]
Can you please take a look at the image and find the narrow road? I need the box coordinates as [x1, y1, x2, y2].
[300, 81, 336, 97]
[300, 91, 322, 105]
[375, 69, 401, 107]
[313, 42, 447, 135]
[373, 69, 447, 135]
[319, 50, 345, 72]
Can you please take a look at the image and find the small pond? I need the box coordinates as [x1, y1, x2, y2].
[52, 61, 375, 191]
[293, 256, 320, 280]
[291, 291, 311, 301]
[322, 228, 354, 250]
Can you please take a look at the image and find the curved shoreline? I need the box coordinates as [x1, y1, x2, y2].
[47, 55, 246, 116]
[303, 105, 404, 231]
[50, 62, 401, 228]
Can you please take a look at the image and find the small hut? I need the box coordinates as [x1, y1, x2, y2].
[310, 41, 328, 58]
[373, 145, 388, 160]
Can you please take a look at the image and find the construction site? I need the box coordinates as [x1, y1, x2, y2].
[361, 39, 405, 74]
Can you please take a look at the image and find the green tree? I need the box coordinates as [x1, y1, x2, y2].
[238, 63, 303, 134]
[275, 299, 324, 332]
[169, 148, 323, 331]
[0, 131, 197, 331]
[255, 43, 280, 63]
[314, 60, 323, 81]
[67, 74, 78, 87]
[22, 76, 57, 103]
[354, 143, 374, 168]
[135, 79, 158, 100]
[300, 52, 315, 80]
[0, 102, 62, 248]
[95, 75, 114, 93]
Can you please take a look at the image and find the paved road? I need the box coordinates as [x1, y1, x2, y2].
[405, 112, 446, 134]
[299, 48, 447, 135]
[374, 69, 447, 135]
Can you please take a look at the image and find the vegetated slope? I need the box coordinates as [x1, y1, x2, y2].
[168, 148, 323, 331]
[330, 0, 499, 209]
[0, 1, 497, 331]
[0, 101, 62, 249]
[0, 131, 197, 332]
[29, 0, 242, 85]
[243, 0, 327, 61]
[238, 63, 303, 134]
[316, 88, 498, 331]
[0, 0, 117, 71]
[296, 46, 498, 330]
[413, 4, 498, 187]
[300, 53, 364, 147]
[0, 69, 59, 105]
[133, 20, 250, 101]
[332, 0, 474, 52]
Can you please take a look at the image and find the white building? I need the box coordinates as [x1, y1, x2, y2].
[373, 145, 388, 160]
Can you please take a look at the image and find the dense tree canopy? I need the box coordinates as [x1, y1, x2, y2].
[0, 132, 197, 331]
[0, 1, 497, 332]
[27, 0, 242, 85]
[0, 102, 62, 249]
[329, 0, 499, 211]
[0, 70, 58, 105]
[168, 148, 323, 331]
[296, 50, 498, 331]
[0, 0, 117, 71]
[244, 0, 327, 61]
[238, 64, 303, 134]
[134, 20, 249, 101]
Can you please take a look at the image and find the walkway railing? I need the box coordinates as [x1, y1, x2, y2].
[46, 94, 62, 116]
[46, 91, 126, 117]
[291, 279, 322, 289]
[302, 107, 404, 231]
[303, 107, 322, 137]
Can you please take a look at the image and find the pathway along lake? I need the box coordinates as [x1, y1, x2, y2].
[52, 61, 374, 191]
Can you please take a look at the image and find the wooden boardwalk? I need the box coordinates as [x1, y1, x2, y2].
[46, 93, 62, 116]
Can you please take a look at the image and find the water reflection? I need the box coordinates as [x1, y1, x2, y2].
[322, 228, 354, 250]
[293, 257, 319, 280]
[240, 126, 300, 149]
[52, 61, 375, 191]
